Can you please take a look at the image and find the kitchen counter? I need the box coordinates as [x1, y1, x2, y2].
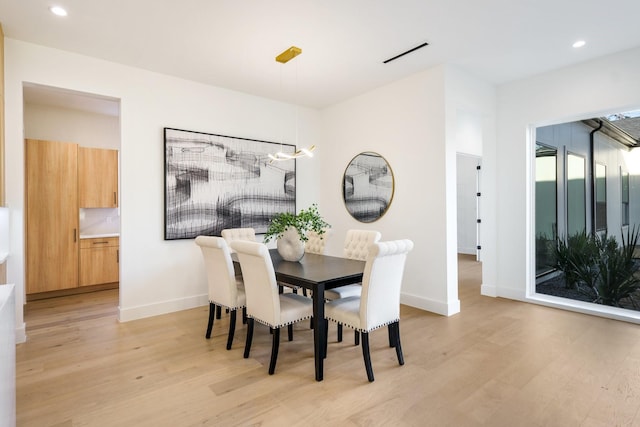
[80, 233, 120, 239]
[0, 252, 7, 263]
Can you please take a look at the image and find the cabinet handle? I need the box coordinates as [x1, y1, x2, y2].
[74, 229, 77, 243]
[93, 241, 109, 245]
[114, 192, 117, 205]
[117, 249, 119, 263]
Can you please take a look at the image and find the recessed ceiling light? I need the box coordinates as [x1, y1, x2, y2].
[50, 6, 68, 17]
[572, 40, 586, 48]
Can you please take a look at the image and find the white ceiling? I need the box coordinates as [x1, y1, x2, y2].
[3, 0, 640, 110]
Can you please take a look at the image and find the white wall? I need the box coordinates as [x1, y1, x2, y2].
[457, 153, 480, 255]
[322, 65, 495, 316]
[4, 39, 321, 330]
[491, 46, 640, 322]
[24, 103, 120, 149]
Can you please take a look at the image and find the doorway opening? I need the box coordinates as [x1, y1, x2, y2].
[457, 152, 483, 300]
[23, 83, 121, 316]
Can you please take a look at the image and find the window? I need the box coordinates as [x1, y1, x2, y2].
[567, 153, 586, 236]
[621, 167, 629, 227]
[595, 163, 607, 232]
[535, 143, 557, 275]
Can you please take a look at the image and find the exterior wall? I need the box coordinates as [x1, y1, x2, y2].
[536, 120, 640, 243]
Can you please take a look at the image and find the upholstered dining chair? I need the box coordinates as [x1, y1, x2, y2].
[324, 229, 381, 342]
[218, 228, 255, 317]
[221, 227, 256, 252]
[324, 239, 414, 382]
[195, 236, 247, 350]
[231, 240, 313, 375]
[305, 230, 327, 255]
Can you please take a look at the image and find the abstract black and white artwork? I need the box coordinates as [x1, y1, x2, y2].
[164, 128, 296, 240]
[342, 152, 394, 223]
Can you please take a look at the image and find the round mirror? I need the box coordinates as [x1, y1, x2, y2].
[342, 152, 394, 223]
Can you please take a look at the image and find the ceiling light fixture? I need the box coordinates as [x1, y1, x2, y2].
[269, 46, 316, 163]
[49, 6, 68, 16]
[572, 40, 586, 48]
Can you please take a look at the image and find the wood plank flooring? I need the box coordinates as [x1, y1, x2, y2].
[16, 255, 640, 426]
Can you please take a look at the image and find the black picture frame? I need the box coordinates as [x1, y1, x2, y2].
[164, 127, 296, 240]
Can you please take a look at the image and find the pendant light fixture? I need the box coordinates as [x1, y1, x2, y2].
[268, 46, 316, 163]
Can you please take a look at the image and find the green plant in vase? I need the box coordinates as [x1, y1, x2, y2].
[264, 204, 330, 261]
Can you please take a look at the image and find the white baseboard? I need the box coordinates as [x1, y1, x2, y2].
[118, 294, 208, 322]
[401, 292, 460, 316]
[480, 283, 496, 297]
[15, 323, 26, 344]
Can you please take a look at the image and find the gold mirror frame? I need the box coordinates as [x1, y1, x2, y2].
[342, 151, 395, 223]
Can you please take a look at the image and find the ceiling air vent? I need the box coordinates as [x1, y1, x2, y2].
[383, 42, 429, 64]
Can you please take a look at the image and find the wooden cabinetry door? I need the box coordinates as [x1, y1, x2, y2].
[25, 139, 79, 293]
[79, 238, 119, 286]
[78, 147, 118, 208]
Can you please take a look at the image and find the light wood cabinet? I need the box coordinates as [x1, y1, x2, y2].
[78, 147, 118, 208]
[25, 139, 79, 294]
[79, 237, 119, 286]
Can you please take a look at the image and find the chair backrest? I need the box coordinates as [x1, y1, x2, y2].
[230, 240, 280, 326]
[343, 229, 382, 261]
[221, 228, 256, 252]
[360, 239, 414, 331]
[195, 236, 240, 308]
[305, 230, 327, 255]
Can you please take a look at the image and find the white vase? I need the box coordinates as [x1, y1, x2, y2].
[277, 226, 305, 262]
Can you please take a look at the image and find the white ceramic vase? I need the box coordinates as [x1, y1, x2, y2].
[276, 226, 305, 262]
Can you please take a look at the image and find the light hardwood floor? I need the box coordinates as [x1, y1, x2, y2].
[16, 255, 640, 426]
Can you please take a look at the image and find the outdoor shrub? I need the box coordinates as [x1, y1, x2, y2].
[558, 227, 640, 307]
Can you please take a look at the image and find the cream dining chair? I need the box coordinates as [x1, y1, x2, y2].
[231, 240, 314, 375]
[221, 227, 256, 252]
[219, 228, 256, 318]
[304, 230, 327, 255]
[324, 229, 381, 342]
[324, 239, 414, 382]
[195, 236, 246, 350]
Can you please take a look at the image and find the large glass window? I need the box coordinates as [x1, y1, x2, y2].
[535, 113, 640, 315]
[595, 163, 607, 232]
[567, 153, 586, 236]
[535, 143, 557, 275]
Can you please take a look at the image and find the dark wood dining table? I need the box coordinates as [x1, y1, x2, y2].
[235, 248, 365, 381]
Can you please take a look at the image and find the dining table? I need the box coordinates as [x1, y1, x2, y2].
[234, 248, 365, 381]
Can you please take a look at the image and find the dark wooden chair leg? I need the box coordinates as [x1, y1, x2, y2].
[354, 330, 360, 346]
[361, 332, 374, 382]
[337, 323, 343, 342]
[216, 305, 222, 320]
[226, 310, 237, 350]
[205, 302, 215, 339]
[243, 318, 254, 358]
[268, 327, 281, 375]
[242, 307, 247, 324]
[394, 322, 404, 365]
[288, 324, 293, 341]
[388, 323, 396, 347]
